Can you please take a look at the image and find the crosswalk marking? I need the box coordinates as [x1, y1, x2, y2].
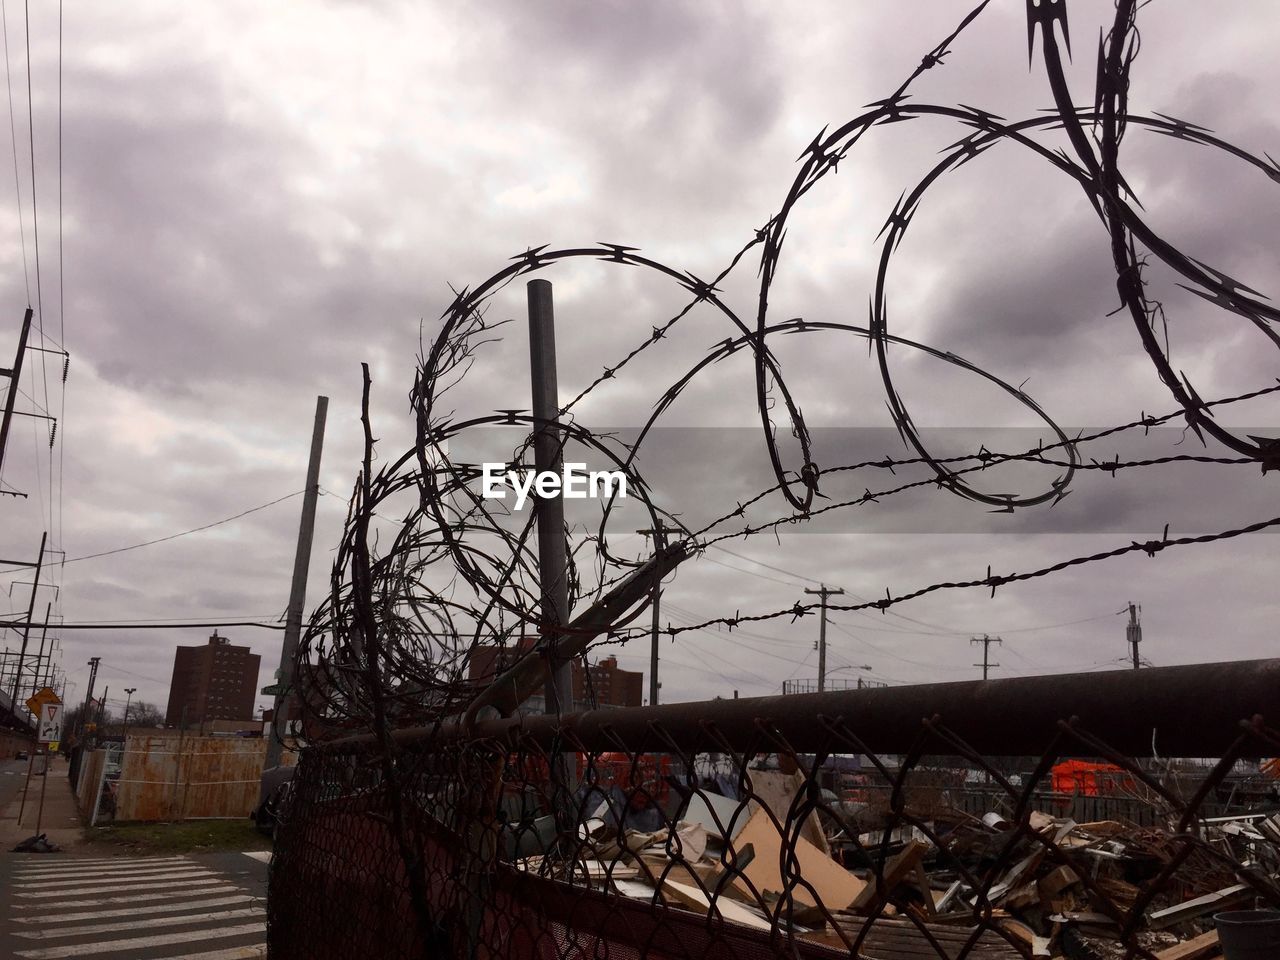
[13, 855, 186, 869]
[241, 850, 271, 863]
[10, 893, 256, 924]
[12, 870, 219, 894]
[12, 864, 214, 882]
[4, 856, 267, 959]
[14, 922, 266, 958]
[164, 947, 266, 960]
[14, 906, 266, 940]
[15, 877, 231, 900]
[12, 883, 241, 910]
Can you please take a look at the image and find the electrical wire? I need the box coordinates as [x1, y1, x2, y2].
[0, 0, 27, 304]
[38, 489, 306, 568]
[0, 619, 286, 631]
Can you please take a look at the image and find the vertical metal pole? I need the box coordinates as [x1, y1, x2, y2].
[527, 280, 572, 716]
[79, 656, 99, 743]
[122, 688, 135, 742]
[818, 593, 827, 694]
[265, 396, 328, 772]
[171, 705, 186, 819]
[0, 307, 34, 476]
[10, 531, 46, 716]
[35, 746, 48, 834]
[32, 601, 51, 698]
[1127, 602, 1142, 669]
[16, 749, 34, 825]
[637, 520, 666, 705]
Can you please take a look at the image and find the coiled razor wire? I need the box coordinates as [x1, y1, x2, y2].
[294, 0, 1280, 734]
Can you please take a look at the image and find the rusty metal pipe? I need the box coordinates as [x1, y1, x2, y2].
[364, 658, 1280, 758]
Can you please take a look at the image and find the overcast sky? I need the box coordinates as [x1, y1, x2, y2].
[0, 1, 1277, 720]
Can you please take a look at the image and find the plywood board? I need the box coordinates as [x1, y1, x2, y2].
[729, 806, 864, 910]
[748, 769, 830, 855]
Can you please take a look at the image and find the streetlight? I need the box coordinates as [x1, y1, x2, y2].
[122, 688, 136, 742]
[827, 664, 873, 688]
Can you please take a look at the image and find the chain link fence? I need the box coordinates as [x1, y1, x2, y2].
[268, 660, 1280, 959]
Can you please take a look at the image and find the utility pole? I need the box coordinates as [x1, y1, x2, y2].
[9, 531, 46, 719]
[97, 686, 109, 729]
[971, 634, 1002, 680]
[264, 395, 328, 772]
[804, 585, 843, 693]
[122, 688, 136, 740]
[0, 307, 33, 478]
[527, 280, 572, 717]
[79, 657, 99, 742]
[636, 519, 667, 705]
[1126, 601, 1142, 669]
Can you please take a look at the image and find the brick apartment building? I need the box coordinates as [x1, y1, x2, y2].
[165, 631, 261, 726]
[468, 639, 643, 712]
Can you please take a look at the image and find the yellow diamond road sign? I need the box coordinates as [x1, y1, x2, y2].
[24, 686, 60, 717]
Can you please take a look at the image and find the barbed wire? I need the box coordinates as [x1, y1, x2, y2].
[294, 0, 1279, 733]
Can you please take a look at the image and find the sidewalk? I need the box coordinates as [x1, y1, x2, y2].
[0, 755, 89, 852]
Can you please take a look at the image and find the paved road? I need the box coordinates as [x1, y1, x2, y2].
[0, 849, 270, 959]
[0, 756, 34, 809]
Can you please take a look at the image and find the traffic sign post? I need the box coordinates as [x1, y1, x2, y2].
[15, 690, 60, 827]
[38, 702, 63, 744]
[34, 701, 63, 835]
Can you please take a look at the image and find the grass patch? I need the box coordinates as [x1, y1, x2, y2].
[84, 818, 271, 854]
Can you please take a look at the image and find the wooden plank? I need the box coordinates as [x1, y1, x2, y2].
[1154, 930, 1221, 960]
[1149, 884, 1250, 930]
[828, 918, 1024, 959]
[659, 878, 773, 932]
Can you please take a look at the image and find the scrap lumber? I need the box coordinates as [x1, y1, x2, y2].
[1148, 884, 1251, 930]
[659, 877, 773, 932]
[1153, 929, 1221, 960]
[850, 839, 931, 910]
[825, 917, 1025, 959]
[999, 918, 1051, 957]
[1038, 864, 1080, 899]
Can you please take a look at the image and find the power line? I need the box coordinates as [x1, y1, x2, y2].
[22, 0, 38, 325]
[0, 0, 27, 302]
[55, 0, 64, 586]
[0, 619, 286, 631]
[26, 489, 306, 568]
[97, 662, 173, 686]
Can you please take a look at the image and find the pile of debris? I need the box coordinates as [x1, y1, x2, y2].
[524, 777, 1280, 960]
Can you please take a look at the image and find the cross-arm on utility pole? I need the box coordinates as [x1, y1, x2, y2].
[971, 634, 1002, 680]
[804, 585, 843, 693]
